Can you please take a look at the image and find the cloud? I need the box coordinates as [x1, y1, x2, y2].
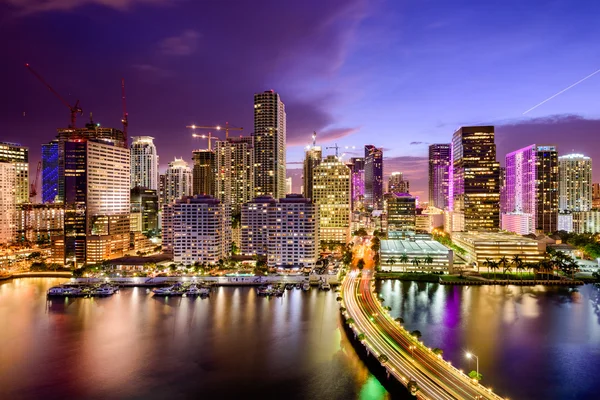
[410, 141, 429, 145]
[3, 0, 174, 15]
[131, 63, 171, 77]
[158, 29, 200, 56]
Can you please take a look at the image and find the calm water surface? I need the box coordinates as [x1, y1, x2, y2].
[0, 278, 388, 400]
[377, 280, 600, 400]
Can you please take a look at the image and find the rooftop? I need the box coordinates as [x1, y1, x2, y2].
[452, 232, 540, 245]
[380, 239, 449, 254]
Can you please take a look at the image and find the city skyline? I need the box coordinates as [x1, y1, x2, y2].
[2, 1, 600, 201]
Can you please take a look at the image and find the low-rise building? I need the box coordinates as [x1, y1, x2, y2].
[501, 212, 534, 235]
[380, 239, 453, 272]
[572, 211, 600, 234]
[451, 232, 546, 268]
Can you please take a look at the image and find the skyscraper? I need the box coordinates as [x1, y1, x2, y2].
[164, 158, 193, 204]
[303, 142, 322, 201]
[451, 126, 500, 232]
[428, 144, 451, 209]
[42, 140, 59, 203]
[162, 195, 231, 265]
[61, 138, 130, 265]
[192, 149, 215, 196]
[241, 196, 277, 256]
[130, 136, 159, 190]
[0, 162, 16, 243]
[388, 172, 409, 193]
[386, 193, 416, 238]
[0, 142, 29, 204]
[130, 187, 159, 234]
[348, 157, 365, 212]
[215, 136, 254, 213]
[55, 120, 126, 203]
[253, 90, 286, 199]
[502, 145, 558, 234]
[313, 155, 351, 243]
[559, 153, 592, 212]
[364, 145, 383, 210]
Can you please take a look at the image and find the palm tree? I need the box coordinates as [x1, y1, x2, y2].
[489, 260, 499, 281]
[411, 257, 421, 270]
[512, 255, 523, 281]
[386, 257, 397, 272]
[424, 254, 434, 271]
[498, 256, 510, 279]
[399, 253, 410, 272]
[483, 257, 493, 274]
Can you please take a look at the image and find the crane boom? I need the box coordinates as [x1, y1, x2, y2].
[25, 63, 83, 128]
[187, 122, 243, 139]
[121, 78, 128, 145]
[29, 161, 42, 200]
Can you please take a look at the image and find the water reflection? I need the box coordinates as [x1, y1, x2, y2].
[0, 279, 386, 400]
[377, 280, 600, 400]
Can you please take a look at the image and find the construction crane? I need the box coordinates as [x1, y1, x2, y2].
[25, 63, 83, 128]
[326, 143, 341, 157]
[121, 78, 128, 144]
[186, 122, 243, 139]
[29, 161, 42, 201]
[188, 129, 219, 151]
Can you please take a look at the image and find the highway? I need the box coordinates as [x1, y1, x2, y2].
[341, 270, 507, 400]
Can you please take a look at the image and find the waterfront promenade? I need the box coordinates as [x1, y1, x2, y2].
[341, 270, 506, 400]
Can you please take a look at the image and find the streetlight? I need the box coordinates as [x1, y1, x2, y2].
[465, 351, 479, 378]
[409, 345, 416, 359]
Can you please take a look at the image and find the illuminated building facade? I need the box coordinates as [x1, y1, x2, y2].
[503, 144, 558, 234]
[428, 144, 451, 210]
[573, 211, 600, 234]
[559, 153, 592, 212]
[130, 187, 159, 234]
[130, 136, 159, 190]
[0, 142, 29, 204]
[215, 136, 254, 213]
[348, 157, 365, 212]
[161, 195, 231, 265]
[164, 158, 192, 204]
[16, 203, 64, 243]
[42, 140, 59, 203]
[451, 126, 500, 231]
[388, 172, 409, 193]
[253, 90, 286, 199]
[303, 145, 322, 201]
[364, 145, 383, 210]
[0, 162, 16, 244]
[313, 155, 351, 243]
[192, 149, 215, 196]
[386, 193, 416, 238]
[241, 196, 277, 256]
[380, 239, 452, 272]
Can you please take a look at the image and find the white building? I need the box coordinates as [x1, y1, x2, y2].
[163, 158, 192, 204]
[286, 177, 292, 194]
[573, 211, 600, 234]
[559, 153, 592, 212]
[501, 212, 534, 235]
[0, 162, 16, 244]
[313, 155, 351, 243]
[130, 136, 159, 190]
[242, 195, 319, 269]
[558, 212, 573, 232]
[380, 239, 452, 272]
[162, 195, 231, 265]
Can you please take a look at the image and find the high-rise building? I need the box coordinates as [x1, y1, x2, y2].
[267, 195, 319, 269]
[593, 183, 600, 209]
[16, 203, 64, 243]
[130, 136, 159, 190]
[164, 158, 193, 204]
[215, 136, 254, 213]
[559, 153, 592, 212]
[253, 90, 286, 199]
[241, 195, 277, 256]
[428, 144, 451, 210]
[0, 142, 29, 204]
[162, 195, 231, 265]
[388, 172, 409, 193]
[450, 126, 500, 232]
[286, 177, 292, 194]
[0, 162, 16, 244]
[241, 195, 319, 269]
[303, 145, 322, 201]
[502, 144, 559, 234]
[348, 157, 365, 212]
[386, 193, 416, 238]
[130, 187, 159, 234]
[313, 155, 351, 243]
[55, 120, 126, 203]
[192, 149, 215, 196]
[364, 145, 383, 210]
[42, 140, 59, 203]
[61, 138, 130, 265]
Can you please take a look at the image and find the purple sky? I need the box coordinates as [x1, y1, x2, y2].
[2, 0, 600, 201]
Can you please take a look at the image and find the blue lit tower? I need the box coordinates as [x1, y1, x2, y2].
[42, 140, 59, 203]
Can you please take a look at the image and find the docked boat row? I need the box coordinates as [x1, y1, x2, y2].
[256, 280, 328, 296]
[151, 283, 210, 297]
[47, 283, 119, 297]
